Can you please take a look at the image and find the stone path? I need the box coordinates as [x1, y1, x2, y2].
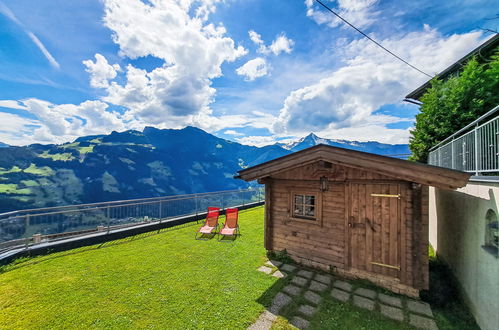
[249, 260, 438, 330]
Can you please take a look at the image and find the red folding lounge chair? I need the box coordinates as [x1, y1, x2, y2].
[195, 207, 220, 240]
[218, 208, 239, 241]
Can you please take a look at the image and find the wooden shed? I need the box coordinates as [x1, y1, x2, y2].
[237, 145, 470, 297]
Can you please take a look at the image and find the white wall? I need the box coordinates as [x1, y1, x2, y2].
[429, 181, 499, 330]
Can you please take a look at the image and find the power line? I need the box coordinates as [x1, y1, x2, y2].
[314, 0, 433, 78]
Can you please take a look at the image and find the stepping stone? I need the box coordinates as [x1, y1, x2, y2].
[407, 300, 433, 317]
[272, 270, 286, 279]
[283, 284, 301, 296]
[247, 311, 276, 330]
[280, 264, 297, 272]
[309, 280, 328, 293]
[260, 310, 277, 322]
[247, 317, 272, 330]
[331, 288, 350, 302]
[314, 274, 332, 285]
[291, 276, 308, 287]
[269, 292, 292, 314]
[297, 304, 317, 317]
[303, 290, 322, 305]
[353, 295, 375, 311]
[354, 287, 376, 299]
[380, 304, 404, 322]
[333, 280, 352, 292]
[378, 293, 402, 308]
[290, 316, 310, 329]
[265, 260, 283, 267]
[409, 314, 438, 330]
[297, 269, 314, 279]
[258, 266, 273, 274]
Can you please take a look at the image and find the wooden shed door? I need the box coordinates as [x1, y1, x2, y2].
[348, 183, 401, 279]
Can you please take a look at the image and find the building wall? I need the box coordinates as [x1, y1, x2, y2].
[265, 161, 427, 297]
[429, 181, 499, 330]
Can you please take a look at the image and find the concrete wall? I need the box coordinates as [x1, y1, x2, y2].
[429, 180, 499, 330]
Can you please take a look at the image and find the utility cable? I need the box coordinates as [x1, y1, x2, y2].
[314, 0, 433, 78]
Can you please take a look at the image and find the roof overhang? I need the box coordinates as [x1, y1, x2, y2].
[236, 145, 470, 190]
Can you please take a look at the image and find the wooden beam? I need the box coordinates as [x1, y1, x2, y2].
[264, 182, 273, 251]
[411, 183, 422, 289]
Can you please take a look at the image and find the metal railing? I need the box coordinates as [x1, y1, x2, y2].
[428, 105, 499, 174]
[0, 188, 264, 253]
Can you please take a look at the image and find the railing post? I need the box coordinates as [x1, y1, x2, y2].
[242, 191, 246, 207]
[159, 200, 162, 224]
[475, 123, 479, 175]
[195, 195, 198, 216]
[106, 205, 110, 233]
[221, 194, 224, 210]
[451, 138, 455, 169]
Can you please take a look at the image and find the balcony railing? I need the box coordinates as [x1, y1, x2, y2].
[0, 188, 263, 254]
[428, 105, 499, 174]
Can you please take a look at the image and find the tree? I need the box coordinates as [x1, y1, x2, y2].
[409, 50, 499, 162]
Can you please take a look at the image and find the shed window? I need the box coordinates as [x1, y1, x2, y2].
[484, 209, 499, 257]
[293, 194, 316, 219]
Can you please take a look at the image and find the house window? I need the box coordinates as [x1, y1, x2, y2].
[293, 194, 316, 220]
[484, 209, 499, 257]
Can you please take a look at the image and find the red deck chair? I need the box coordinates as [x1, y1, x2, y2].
[195, 207, 220, 240]
[219, 208, 239, 241]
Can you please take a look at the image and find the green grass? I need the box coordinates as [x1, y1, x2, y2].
[0, 207, 276, 329]
[38, 151, 75, 161]
[23, 163, 55, 176]
[0, 165, 22, 175]
[0, 206, 478, 329]
[0, 183, 31, 195]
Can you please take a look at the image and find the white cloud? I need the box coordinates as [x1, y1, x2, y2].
[305, 0, 380, 30]
[249, 30, 264, 45]
[236, 57, 269, 81]
[83, 54, 120, 88]
[0, 112, 39, 145]
[235, 135, 278, 147]
[0, 100, 28, 110]
[223, 129, 244, 136]
[274, 27, 485, 143]
[27, 32, 60, 69]
[0, 98, 126, 145]
[269, 34, 294, 55]
[96, 0, 247, 125]
[247, 30, 294, 56]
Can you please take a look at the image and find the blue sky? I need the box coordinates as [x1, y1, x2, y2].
[0, 0, 496, 146]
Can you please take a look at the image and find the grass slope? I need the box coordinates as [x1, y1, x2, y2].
[0, 207, 274, 329]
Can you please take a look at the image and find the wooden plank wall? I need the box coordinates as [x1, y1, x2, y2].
[266, 161, 429, 291]
[270, 179, 346, 269]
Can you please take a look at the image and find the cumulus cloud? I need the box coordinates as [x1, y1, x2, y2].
[247, 30, 294, 56]
[236, 57, 269, 81]
[274, 26, 485, 143]
[269, 34, 294, 55]
[238, 30, 294, 80]
[305, 0, 380, 30]
[83, 54, 121, 88]
[93, 0, 247, 125]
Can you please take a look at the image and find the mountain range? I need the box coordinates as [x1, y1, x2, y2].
[0, 127, 409, 212]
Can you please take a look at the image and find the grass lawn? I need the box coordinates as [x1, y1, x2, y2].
[0, 206, 478, 329]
